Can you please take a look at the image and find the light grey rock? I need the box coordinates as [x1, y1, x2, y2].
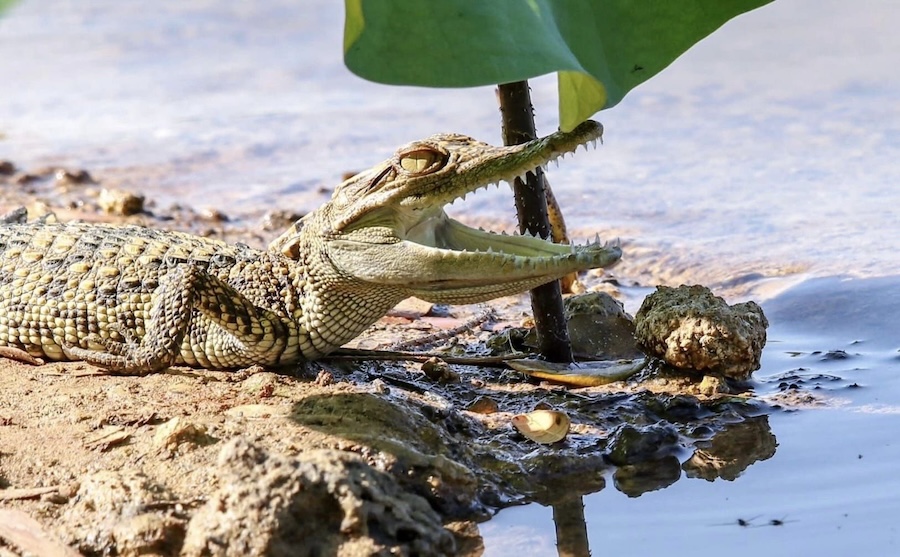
[61, 470, 184, 557]
[181, 437, 455, 557]
[634, 285, 768, 380]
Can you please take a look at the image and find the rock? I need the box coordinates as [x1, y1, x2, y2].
[152, 417, 208, 451]
[260, 209, 304, 232]
[98, 187, 145, 216]
[181, 437, 456, 557]
[520, 292, 642, 359]
[422, 357, 459, 383]
[61, 470, 185, 557]
[634, 285, 768, 380]
[563, 292, 643, 359]
[54, 168, 95, 186]
[466, 396, 499, 414]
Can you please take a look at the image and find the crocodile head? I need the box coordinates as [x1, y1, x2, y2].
[271, 120, 621, 304]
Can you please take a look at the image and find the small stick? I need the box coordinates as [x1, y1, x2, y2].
[381, 305, 496, 351]
[328, 348, 526, 366]
[0, 486, 61, 501]
[0, 509, 83, 557]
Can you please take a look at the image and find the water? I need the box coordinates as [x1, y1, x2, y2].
[484, 276, 900, 555]
[2, 0, 899, 555]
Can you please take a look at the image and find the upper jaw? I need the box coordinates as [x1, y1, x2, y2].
[346, 119, 606, 256]
[400, 121, 604, 213]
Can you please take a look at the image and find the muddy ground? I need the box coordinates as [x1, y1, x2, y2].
[0, 165, 799, 556]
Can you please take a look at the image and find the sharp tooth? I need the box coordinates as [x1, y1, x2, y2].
[590, 139, 598, 149]
[487, 246, 494, 253]
[594, 233, 601, 244]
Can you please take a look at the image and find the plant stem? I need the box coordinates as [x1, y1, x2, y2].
[497, 80, 573, 363]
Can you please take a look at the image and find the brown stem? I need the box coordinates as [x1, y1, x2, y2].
[497, 81, 573, 363]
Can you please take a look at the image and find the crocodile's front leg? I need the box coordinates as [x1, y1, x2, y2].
[62, 265, 295, 374]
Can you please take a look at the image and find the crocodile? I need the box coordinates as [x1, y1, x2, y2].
[0, 121, 620, 374]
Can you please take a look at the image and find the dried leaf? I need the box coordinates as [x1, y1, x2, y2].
[508, 358, 645, 387]
[512, 409, 570, 444]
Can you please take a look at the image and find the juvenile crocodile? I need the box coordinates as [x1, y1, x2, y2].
[0, 121, 620, 374]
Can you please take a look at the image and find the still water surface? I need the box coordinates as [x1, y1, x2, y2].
[1, 1, 898, 555]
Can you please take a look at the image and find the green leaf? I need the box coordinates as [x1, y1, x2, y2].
[344, 0, 773, 130]
[0, 0, 18, 15]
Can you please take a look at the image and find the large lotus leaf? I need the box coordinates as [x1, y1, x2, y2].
[344, 0, 773, 130]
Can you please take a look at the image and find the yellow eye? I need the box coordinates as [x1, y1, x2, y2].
[398, 149, 442, 174]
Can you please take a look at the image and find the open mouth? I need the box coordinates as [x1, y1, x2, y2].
[404, 203, 577, 258]
[396, 121, 606, 260]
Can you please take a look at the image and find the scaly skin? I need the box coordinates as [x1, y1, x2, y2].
[0, 120, 620, 373]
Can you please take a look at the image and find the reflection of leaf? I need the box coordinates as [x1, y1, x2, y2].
[344, 0, 773, 130]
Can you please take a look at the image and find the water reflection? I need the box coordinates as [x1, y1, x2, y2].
[552, 496, 591, 557]
[683, 416, 777, 481]
[524, 416, 778, 556]
[613, 455, 682, 497]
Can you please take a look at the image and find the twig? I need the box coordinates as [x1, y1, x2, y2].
[0, 486, 61, 502]
[382, 305, 496, 350]
[328, 348, 527, 366]
[0, 509, 83, 557]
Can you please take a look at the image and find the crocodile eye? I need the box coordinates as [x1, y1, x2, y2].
[398, 149, 444, 174]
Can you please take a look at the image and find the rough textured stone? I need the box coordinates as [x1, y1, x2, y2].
[634, 285, 768, 380]
[60, 470, 185, 557]
[522, 292, 642, 359]
[563, 292, 643, 359]
[181, 437, 456, 557]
